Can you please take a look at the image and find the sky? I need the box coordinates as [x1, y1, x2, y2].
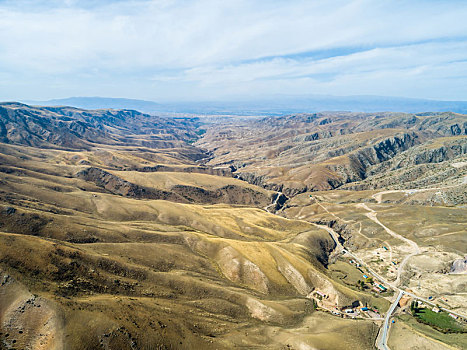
[0, 0, 467, 102]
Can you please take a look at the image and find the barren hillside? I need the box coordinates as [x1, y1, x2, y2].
[0, 104, 465, 350]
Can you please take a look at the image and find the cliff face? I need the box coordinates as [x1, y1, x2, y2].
[343, 132, 421, 180]
[451, 256, 467, 274]
[235, 132, 423, 194]
[199, 112, 467, 194]
[413, 144, 467, 164]
[341, 136, 467, 192]
[415, 114, 467, 136]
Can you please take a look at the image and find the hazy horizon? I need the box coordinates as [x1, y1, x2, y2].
[22, 93, 467, 104]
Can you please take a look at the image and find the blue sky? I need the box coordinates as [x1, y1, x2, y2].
[0, 0, 466, 101]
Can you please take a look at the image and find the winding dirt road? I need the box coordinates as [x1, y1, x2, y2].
[357, 203, 421, 287]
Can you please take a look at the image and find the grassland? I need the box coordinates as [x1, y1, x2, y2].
[392, 314, 467, 349]
[0, 142, 383, 349]
[1, 106, 466, 349]
[412, 308, 466, 333]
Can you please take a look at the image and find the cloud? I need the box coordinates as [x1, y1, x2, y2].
[0, 0, 466, 100]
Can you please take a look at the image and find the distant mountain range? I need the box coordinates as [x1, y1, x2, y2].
[23, 95, 467, 115]
[24, 97, 162, 114]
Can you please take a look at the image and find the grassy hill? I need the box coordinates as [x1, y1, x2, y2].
[1, 104, 465, 349]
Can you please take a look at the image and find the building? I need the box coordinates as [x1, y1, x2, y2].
[378, 284, 387, 292]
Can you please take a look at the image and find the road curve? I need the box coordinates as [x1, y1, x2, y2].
[290, 197, 467, 349]
[357, 203, 421, 286]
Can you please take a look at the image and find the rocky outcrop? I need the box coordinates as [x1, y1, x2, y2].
[451, 256, 467, 274]
[235, 172, 284, 191]
[200, 111, 467, 196]
[342, 136, 467, 191]
[234, 133, 422, 193]
[323, 132, 422, 188]
[413, 143, 467, 165]
[348, 132, 420, 171]
[415, 113, 467, 136]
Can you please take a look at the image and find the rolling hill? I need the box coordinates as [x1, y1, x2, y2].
[0, 103, 465, 350]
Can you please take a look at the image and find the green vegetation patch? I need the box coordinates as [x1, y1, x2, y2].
[411, 303, 466, 333]
[397, 314, 467, 349]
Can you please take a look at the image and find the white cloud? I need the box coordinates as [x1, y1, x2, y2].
[0, 0, 466, 100]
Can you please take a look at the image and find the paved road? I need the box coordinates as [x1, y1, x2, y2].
[318, 216, 467, 350]
[290, 197, 466, 350]
[377, 290, 404, 350]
